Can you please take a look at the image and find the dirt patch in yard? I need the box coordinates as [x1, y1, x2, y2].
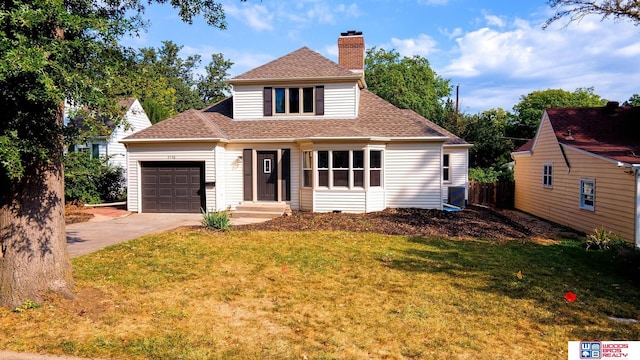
[235, 205, 576, 241]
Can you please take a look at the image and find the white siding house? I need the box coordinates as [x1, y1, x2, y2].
[122, 33, 470, 214]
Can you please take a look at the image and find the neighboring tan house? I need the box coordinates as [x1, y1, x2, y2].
[121, 31, 470, 214]
[512, 102, 640, 245]
[69, 98, 152, 179]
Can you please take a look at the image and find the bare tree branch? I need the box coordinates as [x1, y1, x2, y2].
[544, 0, 640, 29]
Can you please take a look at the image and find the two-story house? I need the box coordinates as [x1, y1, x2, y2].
[121, 31, 470, 214]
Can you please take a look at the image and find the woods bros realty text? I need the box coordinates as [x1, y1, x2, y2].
[568, 341, 640, 359]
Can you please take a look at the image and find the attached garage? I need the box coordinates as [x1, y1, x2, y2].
[141, 162, 204, 213]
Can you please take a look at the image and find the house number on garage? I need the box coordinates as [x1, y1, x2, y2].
[167, 155, 176, 159]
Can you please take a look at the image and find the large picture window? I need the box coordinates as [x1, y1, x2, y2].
[303, 149, 382, 189]
[580, 179, 595, 211]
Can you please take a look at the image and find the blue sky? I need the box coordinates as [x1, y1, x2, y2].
[124, 0, 640, 114]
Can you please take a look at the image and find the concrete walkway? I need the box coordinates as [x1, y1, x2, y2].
[66, 212, 202, 257]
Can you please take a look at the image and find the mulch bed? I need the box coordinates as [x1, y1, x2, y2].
[234, 205, 561, 240]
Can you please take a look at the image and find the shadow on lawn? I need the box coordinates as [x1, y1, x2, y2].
[388, 236, 640, 341]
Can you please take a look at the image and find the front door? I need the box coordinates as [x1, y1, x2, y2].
[257, 151, 277, 201]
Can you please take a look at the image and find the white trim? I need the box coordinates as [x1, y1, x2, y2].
[560, 143, 624, 166]
[542, 163, 553, 189]
[579, 178, 596, 211]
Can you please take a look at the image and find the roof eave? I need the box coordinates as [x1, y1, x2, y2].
[230, 75, 362, 85]
[121, 138, 227, 144]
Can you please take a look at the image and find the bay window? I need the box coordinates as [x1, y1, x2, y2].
[304, 149, 382, 189]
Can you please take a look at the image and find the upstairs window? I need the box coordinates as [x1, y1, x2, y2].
[265, 86, 323, 116]
[543, 163, 553, 188]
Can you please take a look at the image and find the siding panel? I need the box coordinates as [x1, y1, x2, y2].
[314, 191, 366, 213]
[385, 143, 443, 209]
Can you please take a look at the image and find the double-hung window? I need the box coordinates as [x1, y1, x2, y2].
[317, 151, 329, 187]
[353, 151, 364, 187]
[302, 151, 313, 188]
[370, 150, 382, 187]
[580, 179, 595, 211]
[332, 151, 349, 187]
[543, 163, 553, 188]
[443, 154, 450, 182]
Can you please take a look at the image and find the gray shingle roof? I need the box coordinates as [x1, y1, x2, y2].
[125, 90, 468, 144]
[231, 47, 359, 82]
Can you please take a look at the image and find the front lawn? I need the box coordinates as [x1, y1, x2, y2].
[1, 228, 639, 359]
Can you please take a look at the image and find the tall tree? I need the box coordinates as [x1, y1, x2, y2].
[365, 47, 452, 125]
[545, 0, 640, 28]
[508, 87, 607, 140]
[112, 42, 233, 123]
[0, 0, 228, 309]
[198, 53, 233, 105]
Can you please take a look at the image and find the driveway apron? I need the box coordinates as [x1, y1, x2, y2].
[66, 213, 201, 258]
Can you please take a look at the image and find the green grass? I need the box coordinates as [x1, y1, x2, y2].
[1, 229, 640, 359]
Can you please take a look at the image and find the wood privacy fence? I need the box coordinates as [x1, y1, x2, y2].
[468, 181, 515, 208]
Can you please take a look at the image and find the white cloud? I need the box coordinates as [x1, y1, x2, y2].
[225, 3, 274, 31]
[484, 14, 506, 28]
[385, 34, 438, 57]
[439, 13, 640, 112]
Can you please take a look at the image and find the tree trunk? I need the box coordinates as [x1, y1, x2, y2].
[0, 106, 74, 309]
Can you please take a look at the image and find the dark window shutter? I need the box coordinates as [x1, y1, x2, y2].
[243, 149, 253, 201]
[315, 86, 324, 115]
[282, 149, 291, 201]
[263, 87, 272, 117]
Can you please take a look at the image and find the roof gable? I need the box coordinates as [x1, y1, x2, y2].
[230, 47, 359, 82]
[546, 105, 640, 164]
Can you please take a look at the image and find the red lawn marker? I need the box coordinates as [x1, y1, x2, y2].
[564, 291, 577, 302]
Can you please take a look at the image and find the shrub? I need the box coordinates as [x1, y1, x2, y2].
[584, 226, 625, 251]
[469, 166, 513, 183]
[64, 151, 125, 204]
[201, 209, 231, 231]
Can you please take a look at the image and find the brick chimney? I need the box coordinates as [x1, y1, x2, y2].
[338, 30, 364, 74]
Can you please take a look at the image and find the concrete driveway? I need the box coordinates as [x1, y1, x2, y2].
[66, 213, 201, 258]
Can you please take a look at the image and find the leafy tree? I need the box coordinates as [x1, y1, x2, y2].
[545, 0, 640, 28]
[112, 42, 233, 123]
[64, 152, 125, 204]
[624, 94, 640, 106]
[365, 47, 452, 125]
[0, 0, 228, 308]
[198, 53, 233, 105]
[508, 87, 607, 140]
[459, 108, 516, 169]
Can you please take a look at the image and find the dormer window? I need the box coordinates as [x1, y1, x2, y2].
[264, 86, 324, 116]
